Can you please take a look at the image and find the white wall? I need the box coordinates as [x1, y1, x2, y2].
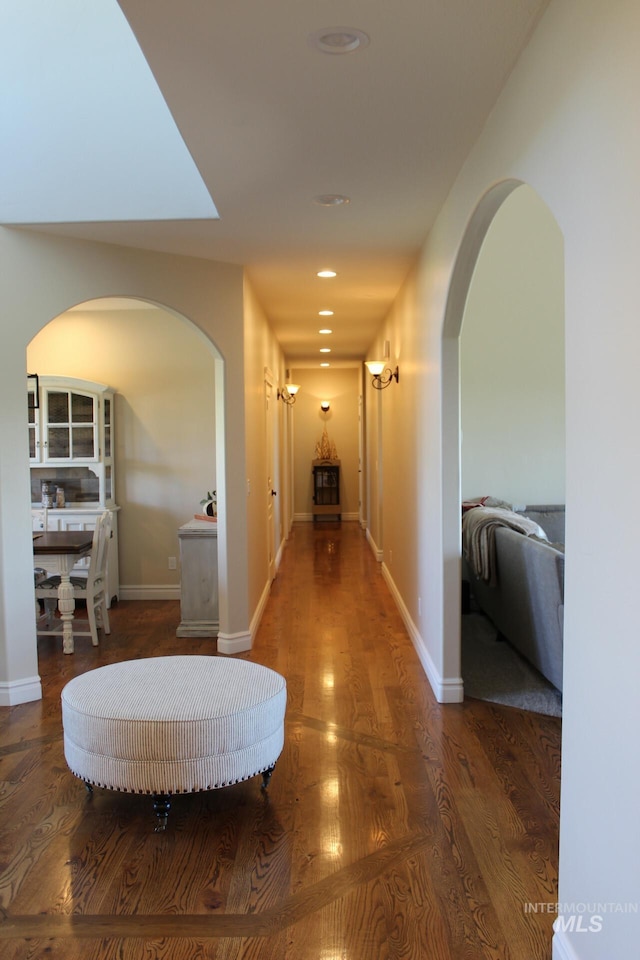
[461, 185, 565, 506]
[243, 277, 289, 629]
[367, 0, 640, 955]
[27, 303, 217, 594]
[0, 228, 249, 698]
[364, 264, 443, 693]
[291, 367, 361, 521]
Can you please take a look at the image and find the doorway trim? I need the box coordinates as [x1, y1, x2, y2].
[440, 179, 525, 695]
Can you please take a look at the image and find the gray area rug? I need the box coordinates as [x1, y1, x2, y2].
[462, 612, 562, 717]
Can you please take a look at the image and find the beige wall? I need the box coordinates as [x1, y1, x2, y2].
[460, 184, 565, 505]
[363, 1, 640, 954]
[0, 229, 249, 691]
[27, 304, 217, 593]
[290, 367, 361, 521]
[364, 264, 423, 620]
[243, 278, 289, 625]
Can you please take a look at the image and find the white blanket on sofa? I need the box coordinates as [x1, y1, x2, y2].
[462, 507, 547, 585]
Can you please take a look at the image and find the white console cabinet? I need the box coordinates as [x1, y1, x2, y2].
[176, 519, 219, 637]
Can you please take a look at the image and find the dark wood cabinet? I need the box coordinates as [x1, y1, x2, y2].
[312, 459, 341, 519]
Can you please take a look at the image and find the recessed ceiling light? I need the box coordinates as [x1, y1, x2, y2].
[320, 362, 330, 368]
[319, 328, 333, 335]
[320, 347, 331, 353]
[317, 270, 337, 278]
[314, 194, 350, 206]
[309, 27, 370, 55]
[319, 310, 334, 316]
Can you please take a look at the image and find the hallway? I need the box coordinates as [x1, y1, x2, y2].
[0, 521, 560, 958]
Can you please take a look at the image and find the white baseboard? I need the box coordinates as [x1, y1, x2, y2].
[381, 563, 464, 703]
[0, 675, 42, 706]
[293, 512, 359, 522]
[118, 585, 181, 601]
[366, 527, 383, 561]
[216, 631, 252, 655]
[552, 930, 581, 960]
[250, 577, 271, 642]
[216, 564, 276, 656]
[437, 674, 465, 703]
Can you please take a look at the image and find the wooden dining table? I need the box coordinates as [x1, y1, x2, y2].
[33, 531, 94, 654]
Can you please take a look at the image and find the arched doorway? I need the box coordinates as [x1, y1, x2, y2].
[27, 296, 224, 605]
[0, 233, 251, 706]
[441, 180, 565, 701]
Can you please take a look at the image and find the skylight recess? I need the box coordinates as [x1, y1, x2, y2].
[0, 0, 218, 224]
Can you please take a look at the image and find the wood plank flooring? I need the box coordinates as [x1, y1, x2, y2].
[0, 521, 561, 959]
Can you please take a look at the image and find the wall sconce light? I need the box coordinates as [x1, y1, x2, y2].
[364, 361, 399, 390]
[320, 400, 330, 412]
[277, 383, 300, 405]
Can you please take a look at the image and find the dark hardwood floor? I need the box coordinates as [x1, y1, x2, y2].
[0, 521, 561, 959]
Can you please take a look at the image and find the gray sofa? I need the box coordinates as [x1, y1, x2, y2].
[464, 504, 565, 692]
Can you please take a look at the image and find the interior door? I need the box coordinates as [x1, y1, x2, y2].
[358, 392, 364, 527]
[265, 373, 277, 582]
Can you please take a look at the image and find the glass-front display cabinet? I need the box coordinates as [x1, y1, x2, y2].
[312, 459, 341, 520]
[28, 376, 119, 604]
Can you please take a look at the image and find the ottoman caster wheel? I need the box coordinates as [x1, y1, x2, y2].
[261, 765, 276, 791]
[153, 794, 171, 832]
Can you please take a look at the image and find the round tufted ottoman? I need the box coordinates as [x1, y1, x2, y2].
[61, 655, 287, 830]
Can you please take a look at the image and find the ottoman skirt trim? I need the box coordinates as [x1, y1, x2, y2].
[64, 727, 284, 795]
[61, 691, 286, 761]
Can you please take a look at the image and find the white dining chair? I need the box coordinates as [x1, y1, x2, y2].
[32, 507, 49, 533]
[35, 511, 112, 648]
[33, 507, 50, 619]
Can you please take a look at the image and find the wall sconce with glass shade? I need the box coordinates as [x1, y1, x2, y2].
[320, 400, 330, 412]
[364, 361, 399, 389]
[277, 383, 300, 405]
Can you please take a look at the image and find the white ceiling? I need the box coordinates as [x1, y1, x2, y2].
[2, 0, 549, 365]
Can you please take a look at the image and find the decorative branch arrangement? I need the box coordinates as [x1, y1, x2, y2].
[314, 428, 338, 461]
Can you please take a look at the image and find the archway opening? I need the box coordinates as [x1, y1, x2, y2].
[442, 181, 565, 708]
[27, 296, 224, 615]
